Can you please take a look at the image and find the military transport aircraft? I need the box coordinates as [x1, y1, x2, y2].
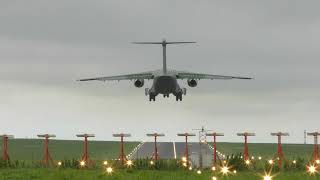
[79, 39, 252, 101]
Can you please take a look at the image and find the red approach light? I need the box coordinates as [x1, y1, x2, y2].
[76, 133, 95, 166]
[113, 133, 132, 166]
[37, 134, 56, 166]
[146, 133, 165, 161]
[237, 132, 256, 161]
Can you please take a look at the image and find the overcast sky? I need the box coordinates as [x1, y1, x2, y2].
[0, 0, 319, 143]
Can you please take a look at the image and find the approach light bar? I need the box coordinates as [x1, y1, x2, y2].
[308, 132, 320, 136]
[206, 132, 225, 136]
[270, 132, 289, 136]
[0, 135, 14, 139]
[76, 134, 95, 137]
[237, 132, 256, 136]
[37, 134, 56, 138]
[113, 133, 131, 137]
[177, 133, 196, 136]
[146, 133, 165, 137]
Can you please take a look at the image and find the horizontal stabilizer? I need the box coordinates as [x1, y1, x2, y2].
[132, 41, 196, 45]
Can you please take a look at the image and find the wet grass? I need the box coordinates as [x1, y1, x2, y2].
[0, 168, 319, 180]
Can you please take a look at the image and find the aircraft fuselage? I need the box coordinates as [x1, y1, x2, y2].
[148, 74, 184, 101]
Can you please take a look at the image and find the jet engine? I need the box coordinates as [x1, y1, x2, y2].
[187, 79, 198, 87]
[134, 79, 144, 88]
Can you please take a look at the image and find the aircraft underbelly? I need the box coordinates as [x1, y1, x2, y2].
[154, 76, 177, 94]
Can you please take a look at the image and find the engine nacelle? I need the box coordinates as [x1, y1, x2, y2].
[134, 79, 144, 88]
[187, 79, 198, 87]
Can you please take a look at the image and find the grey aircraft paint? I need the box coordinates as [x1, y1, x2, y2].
[79, 39, 251, 101]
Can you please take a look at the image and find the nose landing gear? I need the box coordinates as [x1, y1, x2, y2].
[149, 95, 156, 101]
[176, 93, 182, 101]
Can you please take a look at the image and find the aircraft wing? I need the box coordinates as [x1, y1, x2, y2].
[78, 72, 154, 82]
[176, 72, 252, 80]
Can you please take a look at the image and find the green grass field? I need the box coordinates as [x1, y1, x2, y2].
[0, 139, 315, 161]
[215, 142, 314, 159]
[0, 139, 319, 179]
[0, 169, 319, 180]
[0, 139, 139, 161]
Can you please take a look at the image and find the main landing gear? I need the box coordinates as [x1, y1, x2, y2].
[149, 95, 156, 101]
[176, 93, 182, 101]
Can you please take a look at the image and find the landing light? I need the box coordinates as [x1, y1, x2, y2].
[182, 162, 187, 167]
[307, 165, 317, 175]
[126, 160, 133, 167]
[80, 161, 86, 167]
[268, 160, 274, 165]
[106, 167, 113, 174]
[263, 175, 272, 180]
[220, 166, 229, 175]
[292, 160, 296, 164]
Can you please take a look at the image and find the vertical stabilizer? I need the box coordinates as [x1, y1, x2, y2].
[132, 39, 196, 75]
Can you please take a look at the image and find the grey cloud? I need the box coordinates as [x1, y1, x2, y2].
[0, 0, 319, 143]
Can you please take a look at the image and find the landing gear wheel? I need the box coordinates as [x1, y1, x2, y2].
[176, 94, 182, 101]
[163, 94, 169, 98]
[149, 95, 156, 101]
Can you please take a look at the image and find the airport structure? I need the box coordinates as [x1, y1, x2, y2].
[206, 132, 224, 165]
[2, 130, 320, 170]
[307, 132, 320, 161]
[146, 133, 165, 161]
[237, 132, 256, 161]
[76, 133, 95, 165]
[177, 132, 196, 166]
[0, 134, 14, 161]
[271, 132, 289, 167]
[37, 134, 56, 166]
[113, 133, 131, 166]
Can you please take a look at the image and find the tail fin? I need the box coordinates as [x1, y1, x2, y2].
[132, 39, 196, 74]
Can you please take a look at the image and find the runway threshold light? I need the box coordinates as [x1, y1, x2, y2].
[268, 160, 274, 165]
[106, 167, 113, 174]
[126, 160, 133, 167]
[307, 164, 317, 175]
[221, 166, 229, 175]
[263, 175, 272, 180]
